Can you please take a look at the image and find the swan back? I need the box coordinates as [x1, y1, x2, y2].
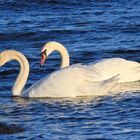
[91, 58, 140, 83]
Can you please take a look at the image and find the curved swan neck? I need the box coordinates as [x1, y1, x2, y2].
[55, 43, 70, 68]
[5, 51, 29, 96]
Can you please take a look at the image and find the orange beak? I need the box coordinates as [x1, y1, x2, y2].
[40, 53, 47, 66]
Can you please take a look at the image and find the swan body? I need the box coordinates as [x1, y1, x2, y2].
[0, 50, 118, 98]
[41, 41, 140, 83]
[23, 64, 118, 98]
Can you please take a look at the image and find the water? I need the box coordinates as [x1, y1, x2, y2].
[0, 0, 140, 139]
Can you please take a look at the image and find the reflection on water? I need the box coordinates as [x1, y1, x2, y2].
[111, 81, 140, 93]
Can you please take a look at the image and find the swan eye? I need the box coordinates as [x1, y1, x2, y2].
[40, 49, 47, 56]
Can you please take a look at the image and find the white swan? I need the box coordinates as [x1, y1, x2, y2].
[40, 41, 140, 83]
[0, 50, 118, 98]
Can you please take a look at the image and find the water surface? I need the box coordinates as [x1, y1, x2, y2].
[0, 0, 140, 139]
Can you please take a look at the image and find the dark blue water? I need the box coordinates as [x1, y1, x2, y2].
[0, 0, 140, 139]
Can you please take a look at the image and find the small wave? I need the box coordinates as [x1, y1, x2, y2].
[109, 49, 140, 55]
[121, 24, 140, 33]
[0, 69, 18, 76]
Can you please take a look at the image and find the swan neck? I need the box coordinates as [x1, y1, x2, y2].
[55, 44, 69, 68]
[9, 51, 29, 96]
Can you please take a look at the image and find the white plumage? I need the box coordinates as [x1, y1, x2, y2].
[90, 58, 140, 83]
[23, 64, 118, 98]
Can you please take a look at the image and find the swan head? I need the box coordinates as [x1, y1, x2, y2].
[40, 41, 62, 66]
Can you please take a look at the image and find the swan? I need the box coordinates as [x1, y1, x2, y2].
[0, 50, 118, 98]
[40, 41, 140, 83]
